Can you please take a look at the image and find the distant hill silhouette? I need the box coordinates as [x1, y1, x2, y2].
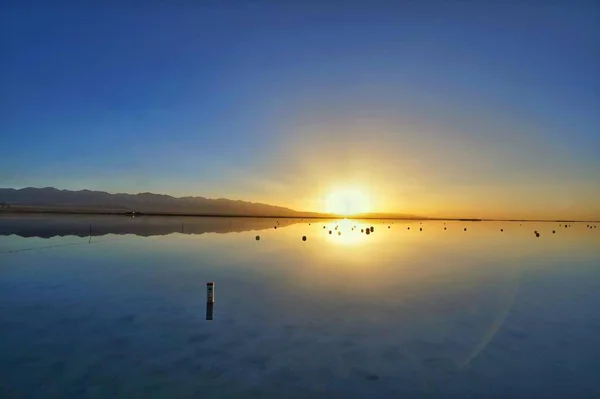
[0, 187, 323, 217]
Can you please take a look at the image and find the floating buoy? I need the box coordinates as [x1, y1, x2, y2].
[388, 226, 390, 229]
[338, 231, 341, 236]
[444, 227, 447, 230]
[536, 233, 540, 237]
[329, 230, 332, 234]
[274, 226, 277, 229]
[256, 235, 260, 241]
[302, 236, 307, 241]
[365, 229, 370, 235]
[335, 226, 338, 230]
[370, 226, 374, 232]
[407, 227, 410, 230]
[206, 282, 215, 303]
[501, 229, 503, 232]
[419, 228, 422, 231]
[464, 228, 467, 231]
[361, 229, 364, 233]
[323, 226, 326, 229]
[552, 230, 555, 234]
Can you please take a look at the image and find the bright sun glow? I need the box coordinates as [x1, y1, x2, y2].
[325, 188, 372, 215]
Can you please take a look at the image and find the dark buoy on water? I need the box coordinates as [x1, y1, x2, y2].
[464, 228, 467, 231]
[329, 230, 332, 234]
[501, 229, 503, 232]
[408, 227, 410, 230]
[255, 235, 260, 241]
[420, 227, 422, 231]
[444, 227, 447, 230]
[302, 236, 307, 241]
[536, 232, 540, 238]
[552, 230, 556, 234]
[365, 229, 370, 235]
[274, 226, 277, 229]
[370, 226, 374, 232]
[338, 231, 341, 236]
[361, 229, 364, 233]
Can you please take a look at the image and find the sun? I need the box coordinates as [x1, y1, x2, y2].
[325, 188, 372, 215]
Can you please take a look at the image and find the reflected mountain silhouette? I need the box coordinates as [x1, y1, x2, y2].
[0, 215, 310, 238]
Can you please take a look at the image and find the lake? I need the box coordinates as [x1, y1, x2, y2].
[1, 215, 599, 398]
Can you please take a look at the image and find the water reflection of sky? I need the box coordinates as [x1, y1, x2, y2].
[1, 216, 599, 397]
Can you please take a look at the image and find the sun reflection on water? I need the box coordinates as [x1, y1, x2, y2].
[322, 218, 372, 246]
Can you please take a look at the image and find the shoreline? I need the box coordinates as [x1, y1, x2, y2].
[1, 209, 597, 223]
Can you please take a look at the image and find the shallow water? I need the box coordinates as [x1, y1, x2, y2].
[1, 215, 599, 398]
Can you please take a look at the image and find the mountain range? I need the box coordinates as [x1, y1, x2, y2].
[0, 187, 427, 219]
[0, 187, 320, 217]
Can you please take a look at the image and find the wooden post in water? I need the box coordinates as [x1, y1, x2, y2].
[206, 282, 215, 320]
[207, 282, 214, 303]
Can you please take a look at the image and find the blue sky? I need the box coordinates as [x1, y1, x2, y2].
[1, 1, 599, 218]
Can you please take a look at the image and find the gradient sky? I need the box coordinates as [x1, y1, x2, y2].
[1, 1, 599, 219]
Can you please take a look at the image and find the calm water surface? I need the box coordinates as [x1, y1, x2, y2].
[1, 215, 599, 398]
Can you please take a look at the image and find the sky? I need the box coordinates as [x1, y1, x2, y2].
[1, 1, 599, 219]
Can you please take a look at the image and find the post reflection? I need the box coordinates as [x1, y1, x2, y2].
[206, 302, 214, 321]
